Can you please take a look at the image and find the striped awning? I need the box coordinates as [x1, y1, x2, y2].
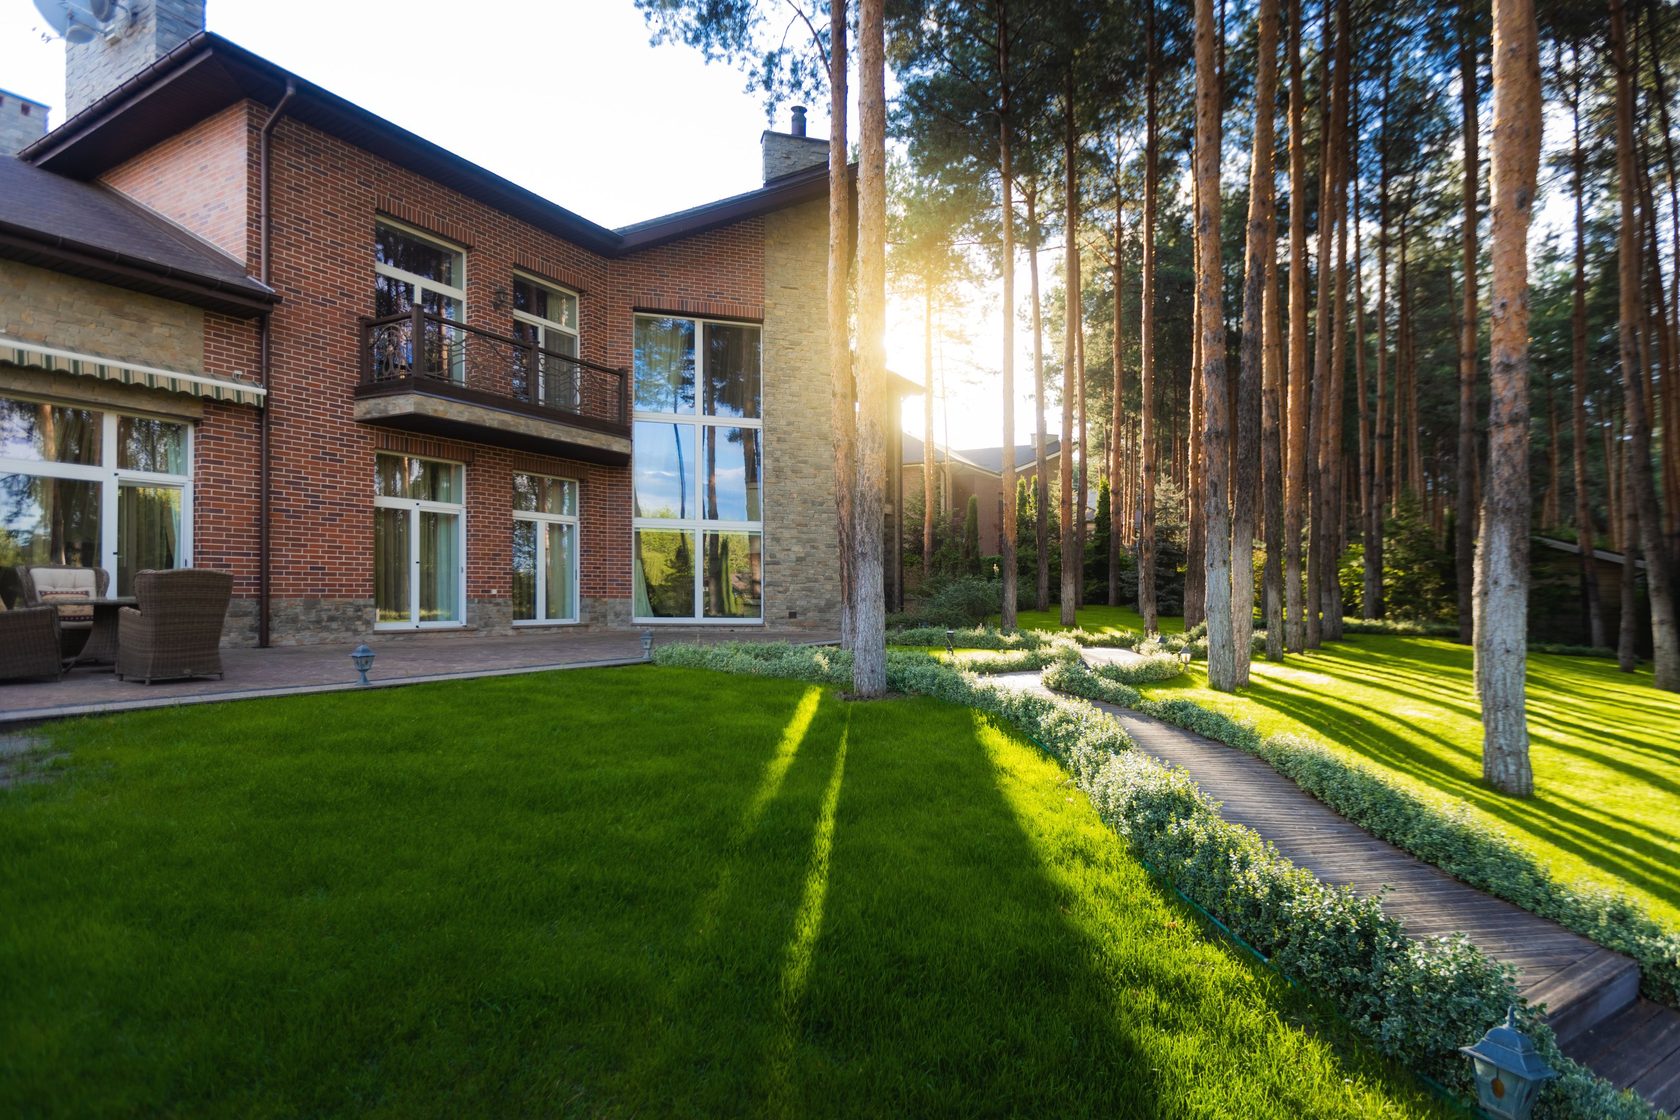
[0, 336, 266, 407]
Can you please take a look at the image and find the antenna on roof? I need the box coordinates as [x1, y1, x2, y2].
[33, 0, 129, 45]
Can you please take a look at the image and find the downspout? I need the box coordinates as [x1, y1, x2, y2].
[257, 79, 296, 649]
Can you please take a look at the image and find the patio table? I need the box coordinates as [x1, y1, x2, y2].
[70, 597, 139, 668]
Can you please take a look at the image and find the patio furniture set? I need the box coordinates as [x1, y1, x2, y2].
[0, 566, 232, 684]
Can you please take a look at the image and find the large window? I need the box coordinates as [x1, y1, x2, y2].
[373, 221, 466, 381]
[374, 454, 464, 628]
[0, 395, 191, 600]
[631, 315, 762, 622]
[511, 275, 580, 411]
[512, 473, 578, 624]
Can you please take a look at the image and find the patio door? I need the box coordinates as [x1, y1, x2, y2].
[374, 454, 464, 629]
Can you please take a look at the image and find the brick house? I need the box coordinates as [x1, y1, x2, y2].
[2, 2, 847, 646]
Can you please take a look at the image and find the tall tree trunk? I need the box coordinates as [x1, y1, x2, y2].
[1354, 90, 1375, 622]
[1185, 183, 1207, 633]
[827, 0, 855, 648]
[1307, 0, 1337, 650]
[1238, 0, 1280, 679]
[923, 279, 936, 581]
[1076, 240, 1090, 608]
[1030, 184, 1051, 612]
[1111, 172, 1127, 605]
[1476, 0, 1540, 794]
[1568, 43, 1605, 647]
[1457, 6, 1481, 644]
[1285, 0, 1310, 651]
[1612, 0, 1680, 689]
[998, 0, 1020, 631]
[1369, 67, 1390, 618]
[1324, 0, 1351, 642]
[1139, 0, 1160, 636]
[852, 0, 889, 696]
[1060, 77, 1081, 626]
[1264, 227, 1287, 658]
[1197, 0, 1235, 688]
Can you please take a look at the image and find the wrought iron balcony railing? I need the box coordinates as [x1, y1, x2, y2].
[357, 309, 628, 432]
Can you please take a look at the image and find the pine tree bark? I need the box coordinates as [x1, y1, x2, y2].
[1353, 94, 1374, 621]
[1324, 0, 1351, 641]
[1476, 0, 1540, 795]
[1569, 43, 1605, 648]
[1306, 0, 1336, 650]
[852, 0, 889, 696]
[1139, 0, 1160, 637]
[998, 0, 1020, 631]
[1457, 7, 1481, 644]
[1285, 0, 1310, 651]
[1196, 0, 1235, 688]
[923, 279, 936, 580]
[1060, 78, 1081, 626]
[827, 0, 856, 649]
[1369, 67, 1390, 617]
[1029, 184, 1051, 612]
[1612, 0, 1680, 689]
[1237, 0, 1279, 680]
[1110, 175, 1127, 605]
[1263, 231, 1287, 657]
[1076, 243, 1090, 608]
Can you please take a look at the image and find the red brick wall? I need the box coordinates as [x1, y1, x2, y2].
[101, 106, 768, 638]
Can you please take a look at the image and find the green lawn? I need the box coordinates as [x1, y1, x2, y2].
[1127, 632, 1680, 930]
[1011, 603, 1185, 635]
[0, 669, 1452, 1118]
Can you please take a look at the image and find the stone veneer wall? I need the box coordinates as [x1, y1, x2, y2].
[0, 259, 205, 369]
[761, 197, 842, 630]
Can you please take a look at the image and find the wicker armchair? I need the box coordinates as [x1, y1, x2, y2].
[0, 605, 65, 681]
[116, 569, 233, 684]
[16, 565, 110, 656]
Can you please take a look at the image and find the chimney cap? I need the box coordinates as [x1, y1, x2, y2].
[790, 105, 807, 137]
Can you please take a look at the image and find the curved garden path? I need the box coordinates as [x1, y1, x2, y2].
[992, 659, 1680, 1113]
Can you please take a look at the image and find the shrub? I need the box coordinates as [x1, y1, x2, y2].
[908, 575, 1001, 627]
[1093, 654, 1184, 685]
[656, 643, 1654, 1119]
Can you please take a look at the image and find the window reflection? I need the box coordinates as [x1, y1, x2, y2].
[633, 421, 693, 519]
[702, 427, 761, 521]
[634, 317, 695, 414]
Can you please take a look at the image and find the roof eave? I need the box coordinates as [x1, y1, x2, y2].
[0, 225, 278, 317]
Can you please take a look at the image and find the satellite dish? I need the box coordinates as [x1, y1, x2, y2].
[32, 0, 125, 45]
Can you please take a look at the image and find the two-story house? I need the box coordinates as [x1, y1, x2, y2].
[2, 0, 844, 646]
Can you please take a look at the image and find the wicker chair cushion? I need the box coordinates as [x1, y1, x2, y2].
[32, 569, 99, 621]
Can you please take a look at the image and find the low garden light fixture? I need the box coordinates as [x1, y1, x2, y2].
[350, 643, 375, 686]
[945, 628, 955, 654]
[640, 629, 654, 661]
[1179, 646, 1193, 668]
[1460, 1007, 1555, 1120]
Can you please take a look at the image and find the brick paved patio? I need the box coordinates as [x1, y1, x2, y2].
[0, 628, 836, 725]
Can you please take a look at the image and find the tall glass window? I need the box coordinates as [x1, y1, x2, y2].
[510, 276, 580, 411]
[0, 396, 192, 601]
[373, 221, 466, 382]
[631, 316, 762, 622]
[373, 453, 464, 628]
[512, 473, 578, 623]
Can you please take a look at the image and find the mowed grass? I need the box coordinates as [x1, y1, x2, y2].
[1011, 603, 1185, 635]
[0, 668, 1454, 1119]
[1125, 631, 1680, 929]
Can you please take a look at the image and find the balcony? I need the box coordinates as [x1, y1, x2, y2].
[353, 310, 631, 464]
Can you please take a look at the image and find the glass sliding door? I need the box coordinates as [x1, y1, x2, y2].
[373, 453, 464, 629]
[511, 473, 578, 624]
[115, 484, 183, 596]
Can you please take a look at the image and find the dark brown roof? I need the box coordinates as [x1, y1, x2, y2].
[0, 155, 275, 316]
[23, 33, 831, 259]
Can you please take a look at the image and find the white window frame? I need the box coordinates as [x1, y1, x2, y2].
[511, 273, 581, 410]
[372, 452, 467, 631]
[374, 220, 467, 380]
[630, 314, 764, 625]
[511, 473, 580, 626]
[0, 394, 194, 589]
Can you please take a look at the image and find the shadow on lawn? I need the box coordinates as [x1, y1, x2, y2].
[1157, 639, 1680, 917]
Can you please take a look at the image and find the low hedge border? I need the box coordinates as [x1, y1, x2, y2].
[650, 642, 1656, 1120]
[1092, 654, 1186, 685]
[1041, 659, 1680, 1012]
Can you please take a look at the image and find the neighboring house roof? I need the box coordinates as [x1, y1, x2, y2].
[1535, 536, 1647, 571]
[902, 435, 1060, 474]
[22, 32, 831, 258]
[0, 155, 276, 316]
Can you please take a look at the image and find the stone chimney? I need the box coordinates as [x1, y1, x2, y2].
[761, 105, 828, 184]
[0, 89, 48, 156]
[64, 0, 206, 119]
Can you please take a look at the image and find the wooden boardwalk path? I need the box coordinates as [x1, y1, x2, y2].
[993, 669, 1680, 1112]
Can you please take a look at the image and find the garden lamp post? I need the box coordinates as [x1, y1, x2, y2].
[1179, 646, 1193, 669]
[640, 629, 654, 661]
[1460, 1008, 1555, 1120]
[350, 643, 375, 686]
[945, 628, 955, 655]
